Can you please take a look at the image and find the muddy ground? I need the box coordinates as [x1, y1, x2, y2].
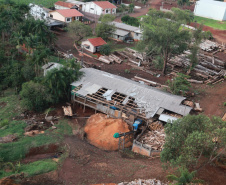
[19, 105, 226, 185]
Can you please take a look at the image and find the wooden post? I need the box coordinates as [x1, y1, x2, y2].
[83, 98, 86, 113]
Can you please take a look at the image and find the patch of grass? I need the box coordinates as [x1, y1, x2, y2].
[223, 102, 226, 106]
[0, 0, 59, 8]
[0, 120, 26, 137]
[0, 119, 9, 129]
[0, 159, 57, 178]
[194, 16, 226, 30]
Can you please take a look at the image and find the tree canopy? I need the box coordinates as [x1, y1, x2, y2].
[138, 9, 191, 74]
[68, 21, 92, 44]
[161, 115, 226, 169]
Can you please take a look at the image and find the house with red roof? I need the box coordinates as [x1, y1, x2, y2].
[49, 9, 84, 23]
[82, 1, 117, 15]
[54, 1, 79, 10]
[81, 37, 107, 53]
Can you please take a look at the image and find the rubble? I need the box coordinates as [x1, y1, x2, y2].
[118, 178, 168, 185]
[199, 40, 220, 51]
[0, 134, 17, 143]
[138, 129, 165, 151]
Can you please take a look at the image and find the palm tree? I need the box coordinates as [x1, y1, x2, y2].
[167, 168, 204, 185]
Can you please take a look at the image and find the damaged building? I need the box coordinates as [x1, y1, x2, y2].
[71, 68, 192, 125]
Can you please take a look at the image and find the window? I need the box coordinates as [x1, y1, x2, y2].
[66, 18, 71, 22]
[136, 33, 139, 36]
[106, 9, 109, 13]
[50, 14, 53, 18]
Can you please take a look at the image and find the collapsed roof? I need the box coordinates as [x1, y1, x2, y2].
[71, 68, 192, 119]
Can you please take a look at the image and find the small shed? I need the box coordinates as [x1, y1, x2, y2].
[112, 29, 130, 41]
[81, 37, 107, 53]
[194, 0, 226, 21]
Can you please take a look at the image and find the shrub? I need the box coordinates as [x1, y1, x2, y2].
[20, 81, 53, 112]
[121, 15, 140, 27]
[100, 44, 112, 55]
[0, 119, 9, 128]
[125, 69, 130, 74]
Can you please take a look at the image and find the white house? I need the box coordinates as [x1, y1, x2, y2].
[54, 1, 79, 10]
[194, 0, 226, 21]
[82, 1, 117, 15]
[81, 37, 107, 53]
[29, 3, 51, 20]
[49, 9, 84, 23]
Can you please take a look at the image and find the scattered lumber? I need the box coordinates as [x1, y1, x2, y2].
[134, 76, 157, 87]
[187, 79, 203, 84]
[148, 121, 164, 131]
[183, 100, 194, 108]
[222, 113, 226, 122]
[194, 103, 203, 112]
[138, 129, 165, 151]
[62, 106, 73, 116]
[109, 54, 122, 64]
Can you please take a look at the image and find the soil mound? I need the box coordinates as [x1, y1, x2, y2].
[84, 114, 132, 150]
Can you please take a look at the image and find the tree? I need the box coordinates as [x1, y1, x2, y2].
[166, 73, 191, 95]
[44, 62, 83, 103]
[20, 81, 53, 112]
[177, 0, 190, 7]
[161, 115, 226, 169]
[121, 15, 139, 27]
[128, 3, 135, 13]
[100, 44, 111, 55]
[68, 21, 92, 44]
[138, 9, 191, 74]
[99, 14, 115, 22]
[96, 15, 116, 41]
[171, 7, 194, 24]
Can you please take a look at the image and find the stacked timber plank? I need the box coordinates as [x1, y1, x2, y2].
[98, 54, 123, 64]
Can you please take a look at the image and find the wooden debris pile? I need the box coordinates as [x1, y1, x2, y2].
[62, 105, 73, 116]
[199, 40, 220, 52]
[138, 129, 165, 151]
[169, 49, 225, 84]
[118, 179, 168, 185]
[148, 121, 164, 131]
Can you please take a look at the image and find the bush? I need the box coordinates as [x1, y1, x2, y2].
[20, 81, 53, 112]
[0, 119, 9, 128]
[100, 44, 112, 55]
[121, 15, 140, 27]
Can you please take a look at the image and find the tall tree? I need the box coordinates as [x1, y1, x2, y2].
[96, 14, 116, 41]
[68, 21, 92, 44]
[138, 9, 191, 74]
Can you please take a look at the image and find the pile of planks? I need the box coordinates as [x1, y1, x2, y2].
[199, 40, 220, 52]
[98, 54, 123, 64]
[148, 121, 164, 131]
[169, 50, 225, 84]
[62, 106, 73, 116]
[138, 129, 165, 151]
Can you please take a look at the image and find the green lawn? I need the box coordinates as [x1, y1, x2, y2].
[194, 16, 226, 30]
[0, 89, 72, 178]
[0, 0, 61, 8]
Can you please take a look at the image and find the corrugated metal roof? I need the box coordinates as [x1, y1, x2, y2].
[114, 29, 129, 36]
[71, 68, 192, 118]
[197, 0, 226, 7]
[159, 114, 178, 123]
[110, 21, 141, 32]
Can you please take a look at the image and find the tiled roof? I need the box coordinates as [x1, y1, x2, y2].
[88, 37, 107, 47]
[93, 1, 117, 9]
[55, 1, 76, 8]
[55, 9, 84, 17]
